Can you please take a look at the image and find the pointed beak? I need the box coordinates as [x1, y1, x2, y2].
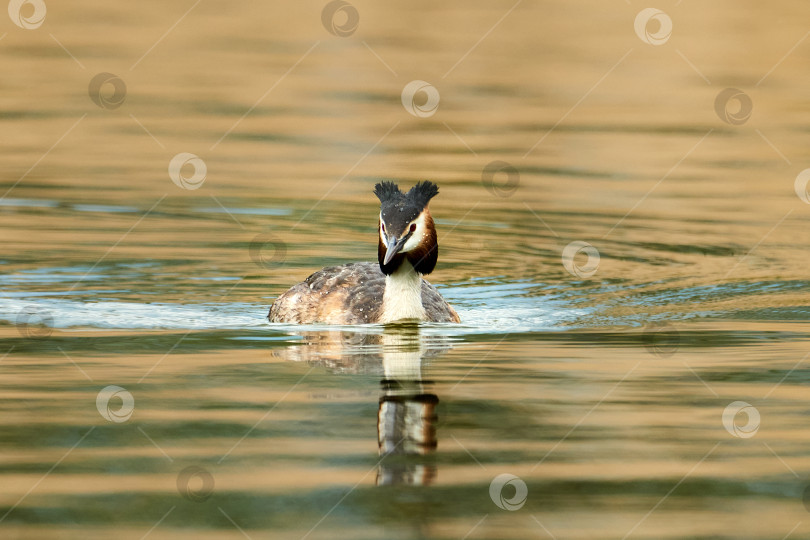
[383, 234, 406, 265]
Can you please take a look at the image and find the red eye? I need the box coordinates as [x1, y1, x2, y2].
[409, 223, 416, 233]
[381, 223, 386, 232]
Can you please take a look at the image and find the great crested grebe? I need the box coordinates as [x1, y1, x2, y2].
[268, 181, 460, 325]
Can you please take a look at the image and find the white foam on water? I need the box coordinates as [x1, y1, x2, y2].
[0, 283, 588, 334]
[1, 296, 268, 331]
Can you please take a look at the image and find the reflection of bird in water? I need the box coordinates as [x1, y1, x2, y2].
[269, 325, 442, 486]
[268, 181, 460, 324]
[269, 326, 450, 374]
[376, 343, 439, 487]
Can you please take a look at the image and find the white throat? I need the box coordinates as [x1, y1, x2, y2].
[380, 262, 426, 323]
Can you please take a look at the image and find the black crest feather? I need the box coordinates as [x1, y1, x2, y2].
[406, 181, 439, 208]
[373, 180, 439, 208]
[374, 181, 402, 203]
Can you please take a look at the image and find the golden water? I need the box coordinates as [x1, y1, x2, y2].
[2, 0, 810, 538]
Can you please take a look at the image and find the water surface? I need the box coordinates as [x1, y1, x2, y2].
[2, 1, 810, 538]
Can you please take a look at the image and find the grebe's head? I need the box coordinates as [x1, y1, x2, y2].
[374, 180, 439, 275]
